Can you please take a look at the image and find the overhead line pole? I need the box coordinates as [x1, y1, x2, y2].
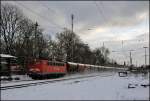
[129, 50, 134, 66]
[35, 22, 38, 58]
[16, 1, 64, 29]
[71, 14, 74, 33]
[143, 46, 148, 66]
[71, 14, 74, 62]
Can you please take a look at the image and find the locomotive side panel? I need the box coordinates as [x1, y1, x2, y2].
[46, 61, 66, 74]
[28, 60, 67, 79]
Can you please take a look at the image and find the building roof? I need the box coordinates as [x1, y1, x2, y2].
[0, 54, 17, 58]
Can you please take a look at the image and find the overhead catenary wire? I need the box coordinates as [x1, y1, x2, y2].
[40, 3, 69, 29]
[40, 3, 58, 16]
[94, 1, 148, 44]
[40, 2, 73, 30]
[94, 1, 149, 65]
[94, 1, 131, 62]
[15, 1, 64, 30]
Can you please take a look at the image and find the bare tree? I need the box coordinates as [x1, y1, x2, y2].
[55, 28, 93, 63]
[93, 46, 110, 65]
[1, 4, 24, 55]
[1, 4, 49, 72]
[56, 29, 82, 62]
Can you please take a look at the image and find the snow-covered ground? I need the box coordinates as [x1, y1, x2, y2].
[1, 70, 115, 86]
[1, 71, 149, 100]
[1, 75, 32, 84]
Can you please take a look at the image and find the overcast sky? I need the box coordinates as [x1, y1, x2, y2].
[2, 1, 149, 66]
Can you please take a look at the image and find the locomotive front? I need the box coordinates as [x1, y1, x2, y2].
[27, 59, 44, 79]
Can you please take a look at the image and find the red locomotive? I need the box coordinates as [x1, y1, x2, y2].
[28, 59, 67, 79]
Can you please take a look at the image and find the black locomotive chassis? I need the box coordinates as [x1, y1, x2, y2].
[28, 72, 66, 79]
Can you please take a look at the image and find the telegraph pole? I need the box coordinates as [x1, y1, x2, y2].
[71, 14, 74, 33]
[121, 40, 123, 49]
[103, 42, 104, 47]
[35, 22, 38, 58]
[143, 46, 148, 66]
[129, 51, 132, 66]
[71, 14, 74, 62]
[129, 50, 134, 66]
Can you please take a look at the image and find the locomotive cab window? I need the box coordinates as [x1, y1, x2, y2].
[48, 61, 64, 66]
[55, 62, 64, 66]
[59, 63, 64, 66]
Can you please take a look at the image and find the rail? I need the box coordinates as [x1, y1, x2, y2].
[1, 73, 115, 90]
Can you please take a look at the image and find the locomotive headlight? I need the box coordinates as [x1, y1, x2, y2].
[29, 68, 40, 72]
[35, 68, 40, 72]
[29, 68, 34, 71]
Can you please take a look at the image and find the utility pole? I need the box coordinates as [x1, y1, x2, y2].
[71, 14, 74, 62]
[143, 46, 148, 66]
[121, 40, 124, 49]
[34, 22, 38, 58]
[71, 14, 74, 33]
[129, 50, 134, 66]
[103, 42, 104, 47]
[121, 40, 125, 66]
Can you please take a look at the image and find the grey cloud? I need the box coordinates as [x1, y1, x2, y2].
[2, 1, 148, 32]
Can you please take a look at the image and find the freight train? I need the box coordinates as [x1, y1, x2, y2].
[27, 59, 89, 79]
[0, 54, 123, 80]
[27, 59, 115, 80]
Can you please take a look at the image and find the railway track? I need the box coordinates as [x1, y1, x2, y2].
[1, 79, 34, 84]
[1, 73, 114, 90]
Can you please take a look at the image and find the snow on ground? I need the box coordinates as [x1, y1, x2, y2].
[1, 75, 32, 84]
[1, 70, 115, 86]
[1, 71, 149, 100]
